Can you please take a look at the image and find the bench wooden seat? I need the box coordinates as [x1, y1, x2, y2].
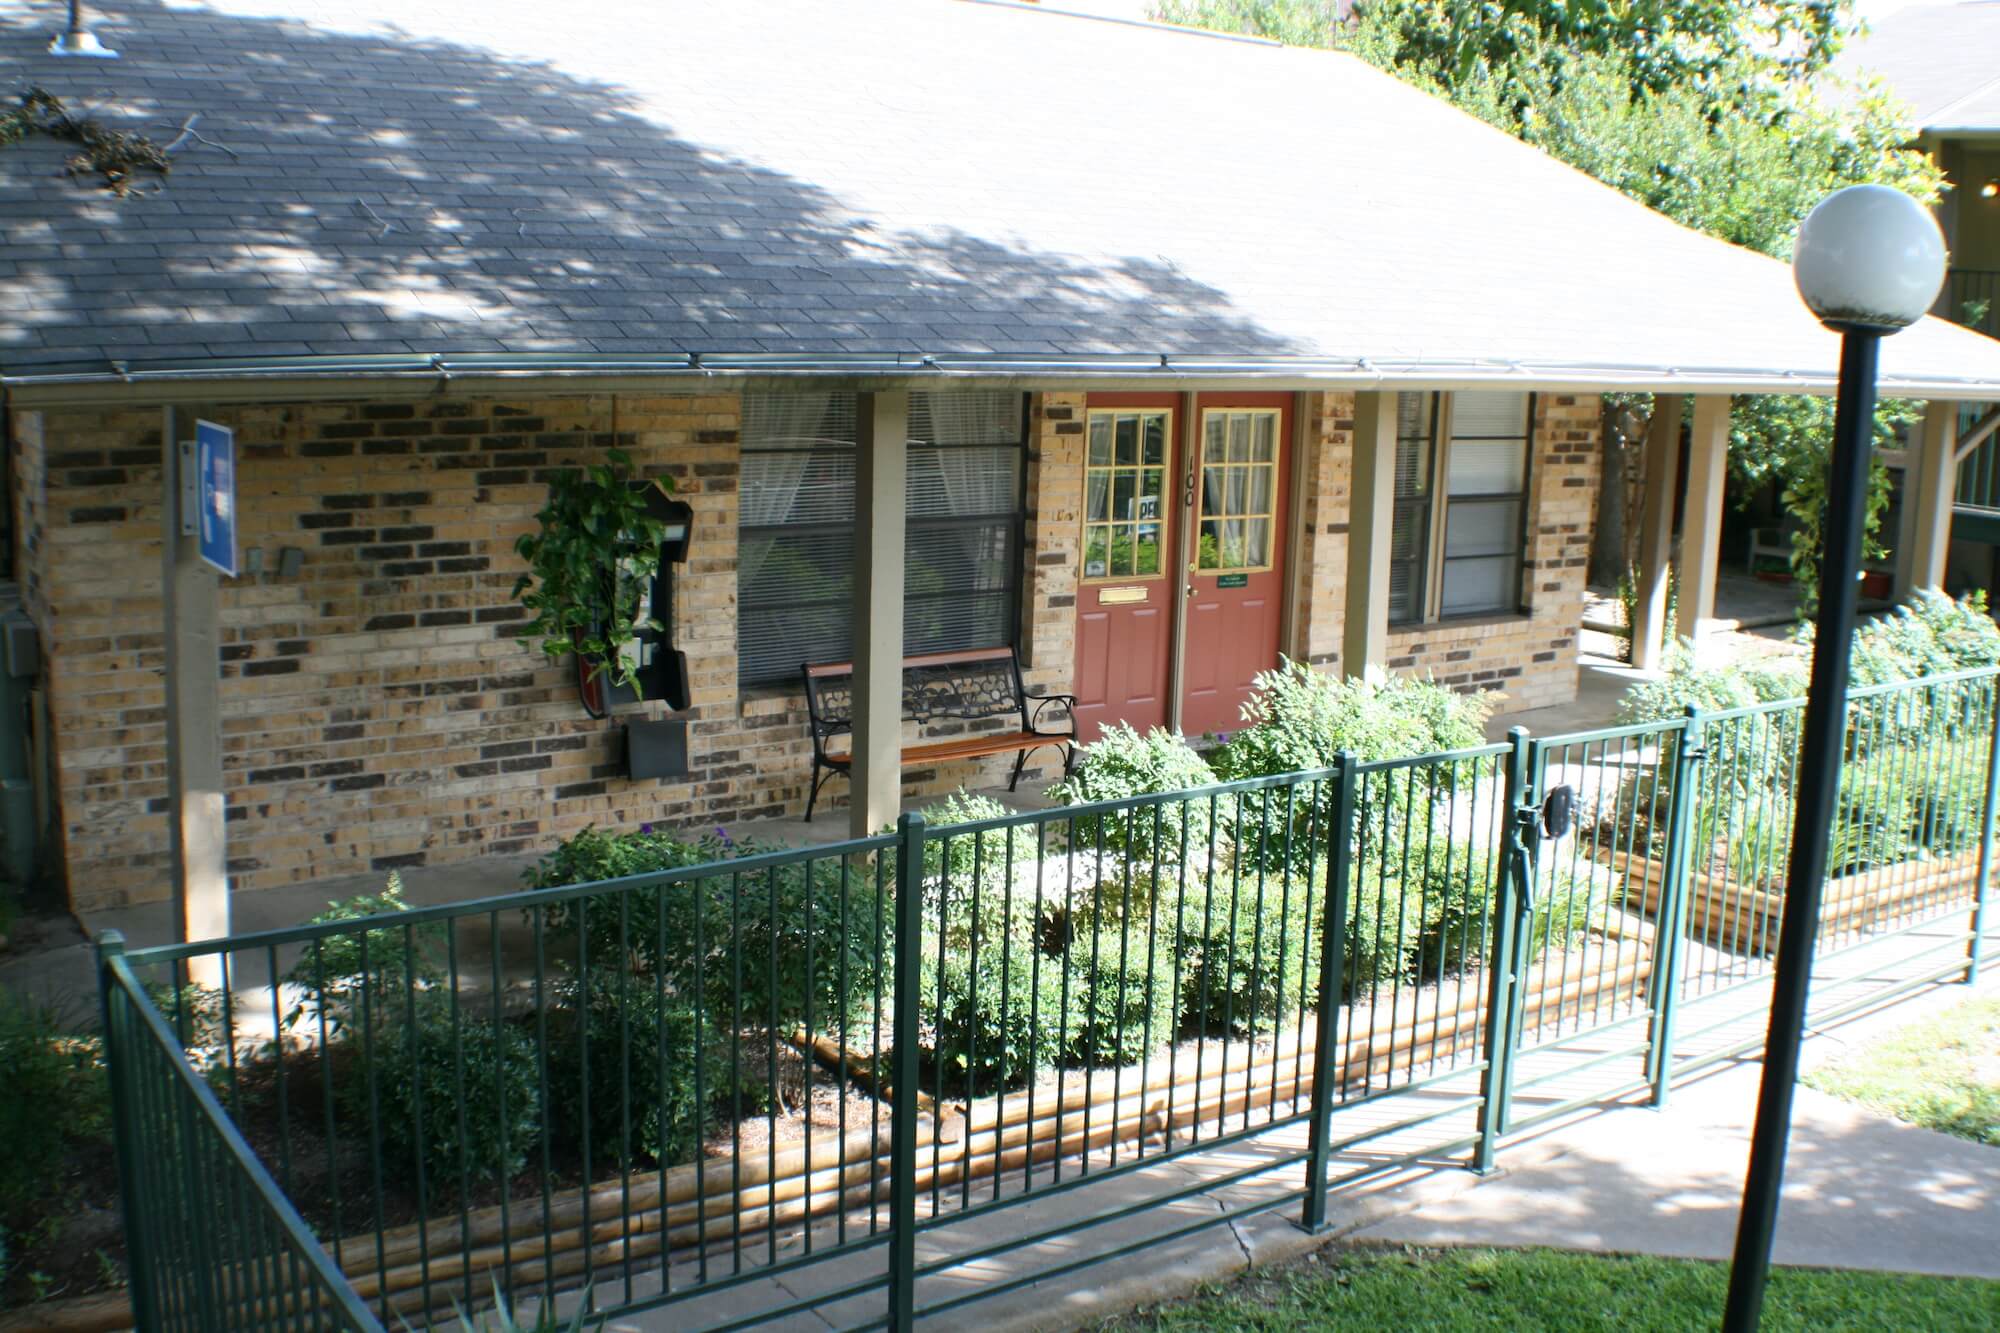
[800, 647, 1076, 821]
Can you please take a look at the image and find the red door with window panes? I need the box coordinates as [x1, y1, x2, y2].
[1072, 397, 1176, 743]
[1072, 393, 1290, 745]
[1180, 394, 1290, 737]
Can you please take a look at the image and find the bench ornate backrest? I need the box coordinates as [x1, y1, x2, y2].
[801, 647, 1029, 755]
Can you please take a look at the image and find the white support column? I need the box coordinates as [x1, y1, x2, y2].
[1631, 395, 1684, 671]
[850, 390, 909, 840]
[1676, 394, 1731, 655]
[1905, 400, 1959, 594]
[1343, 391, 1397, 680]
[163, 406, 228, 981]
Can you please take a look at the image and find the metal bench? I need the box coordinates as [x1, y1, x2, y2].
[800, 646, 1076, 821]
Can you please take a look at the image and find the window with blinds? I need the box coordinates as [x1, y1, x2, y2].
[1388, 391, 1533, 624]
[736, 391, 1025, 686]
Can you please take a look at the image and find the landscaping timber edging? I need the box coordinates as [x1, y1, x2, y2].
[1606, 845, 1983, 956]
[325, 948, 1650, 1327]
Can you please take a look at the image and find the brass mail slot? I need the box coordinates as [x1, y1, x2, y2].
[1099, 585, 1149, 605]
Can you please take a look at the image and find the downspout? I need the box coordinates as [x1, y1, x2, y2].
[0, 388, 44, 887]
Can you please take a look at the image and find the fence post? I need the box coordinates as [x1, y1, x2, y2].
[1474, 728, 1534, 1172]
[96, 931, 155, 1330]
[887, 812, 926, 1330]
[1646, 707, 1705, 1106]
[1300, 755, 1357, 1233]
[1968, 684, 2000, 984]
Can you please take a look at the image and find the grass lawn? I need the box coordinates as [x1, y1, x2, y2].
[1102, 1246, 2000, 1331]
[1804, 992, 1999, 1147]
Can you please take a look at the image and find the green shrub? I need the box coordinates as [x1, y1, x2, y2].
[1616, 647, 1804, 725]
[1217, 660, 1490, 778]
[677, 852, 885, 1034]
[1049, 724, 1217, 865]
[544, 974, 727, 1167]
[1904, 741, 1990, 857]
[1904, 588, 2000, 669]
[1216, 661, 1492, 869]
[1065, 927, 1179, 1066]
[524, 825, 884, 1036]
[917, 791, 1041, 953]
[921, 939, 1072, 1092]
[1174, 871, 1319, 1035]
[0, 994, 107, 1224]
[919, 789, 1036, 887]
[1372, 830, 1501, 983]
[1342, 878, 1425, 994]
[1526, 861, 1611, 957]
[356, 1003, 541, 1185]
[284, 873, 445, 1035]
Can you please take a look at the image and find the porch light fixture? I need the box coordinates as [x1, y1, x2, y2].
[1724, 184, 1946, 1331]
[48, 1, 118, 57]
[1982, 180, 2000, 200]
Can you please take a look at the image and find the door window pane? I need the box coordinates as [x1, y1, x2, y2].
[1084, 409, 1172, 581]
[1196, 409, 1281, 571]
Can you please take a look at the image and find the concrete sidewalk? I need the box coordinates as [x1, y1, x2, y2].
[960, 971, 2000, 1331]
[1351, 985, 2000, 1280]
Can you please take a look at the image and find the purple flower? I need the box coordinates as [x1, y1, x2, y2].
[715, 824, 734, 846]
[639, 823, 654, 835]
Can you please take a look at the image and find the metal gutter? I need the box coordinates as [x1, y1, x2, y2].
[5, 350, 2000, 407]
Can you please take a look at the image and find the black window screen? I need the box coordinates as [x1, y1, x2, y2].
[737, 391, 1025, 686]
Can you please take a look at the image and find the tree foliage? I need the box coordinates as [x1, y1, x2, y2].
[1154, 1, 1944, 595]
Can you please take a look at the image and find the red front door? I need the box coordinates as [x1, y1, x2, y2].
[1072, 397, 1176, 743]
[1179, 395, 1291, 738]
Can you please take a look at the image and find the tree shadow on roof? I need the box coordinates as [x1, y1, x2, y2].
[0, 0, 1308, 369]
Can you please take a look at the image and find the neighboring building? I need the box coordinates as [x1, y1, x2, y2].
[1849, 1, 2000, 336]
[6, 0, 2000, 922]
[1845, 1, 2000, 588]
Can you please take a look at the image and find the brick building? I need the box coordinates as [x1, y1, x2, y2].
[6, 1, 2000, 924]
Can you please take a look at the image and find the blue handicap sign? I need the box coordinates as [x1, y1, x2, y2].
[195, 419, 237, 577]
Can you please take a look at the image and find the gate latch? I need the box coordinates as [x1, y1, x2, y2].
[1539, 785, 1577, 840]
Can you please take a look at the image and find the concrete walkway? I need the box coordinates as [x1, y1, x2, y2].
[1351, 975, 2000, 1281]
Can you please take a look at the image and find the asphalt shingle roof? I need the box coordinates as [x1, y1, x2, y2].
[1845, 2, 2000, 132]
[4, 0, 2000, 396]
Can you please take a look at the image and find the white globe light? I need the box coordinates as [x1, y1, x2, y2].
[1792, 185, 1947, 333]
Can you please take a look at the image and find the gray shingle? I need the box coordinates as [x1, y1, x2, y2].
[0, 0, 1995, 394]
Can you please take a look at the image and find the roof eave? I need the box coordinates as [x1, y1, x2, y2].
[4, 350, 1998, 408]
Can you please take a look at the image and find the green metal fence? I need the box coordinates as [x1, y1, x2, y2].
[98, 667, 2000, 1330]
[99, 941, 381, 1331]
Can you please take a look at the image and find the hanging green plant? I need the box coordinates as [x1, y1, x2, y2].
[513, 450, 676, 697]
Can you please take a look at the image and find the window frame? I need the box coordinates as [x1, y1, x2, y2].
[1388, 390, 1536, 627]
[735, 392, 1029, 689]
[1193, 406, 1283, 575]
[1081, 405, 1175, 584]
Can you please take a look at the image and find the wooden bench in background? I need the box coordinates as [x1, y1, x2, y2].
[800, 647, 1076, 821]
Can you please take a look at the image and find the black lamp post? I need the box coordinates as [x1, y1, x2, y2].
[1723, 185, 1948, 1330]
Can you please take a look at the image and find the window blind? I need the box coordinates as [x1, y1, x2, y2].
[736, 390, 1024, 686]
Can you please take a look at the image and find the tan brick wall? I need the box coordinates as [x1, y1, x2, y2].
[1289, 391, 1353, 671]
[23, 386, 1595, 912]
[30, 392, 1076, 912]
[1384, 392, 1600, 710]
